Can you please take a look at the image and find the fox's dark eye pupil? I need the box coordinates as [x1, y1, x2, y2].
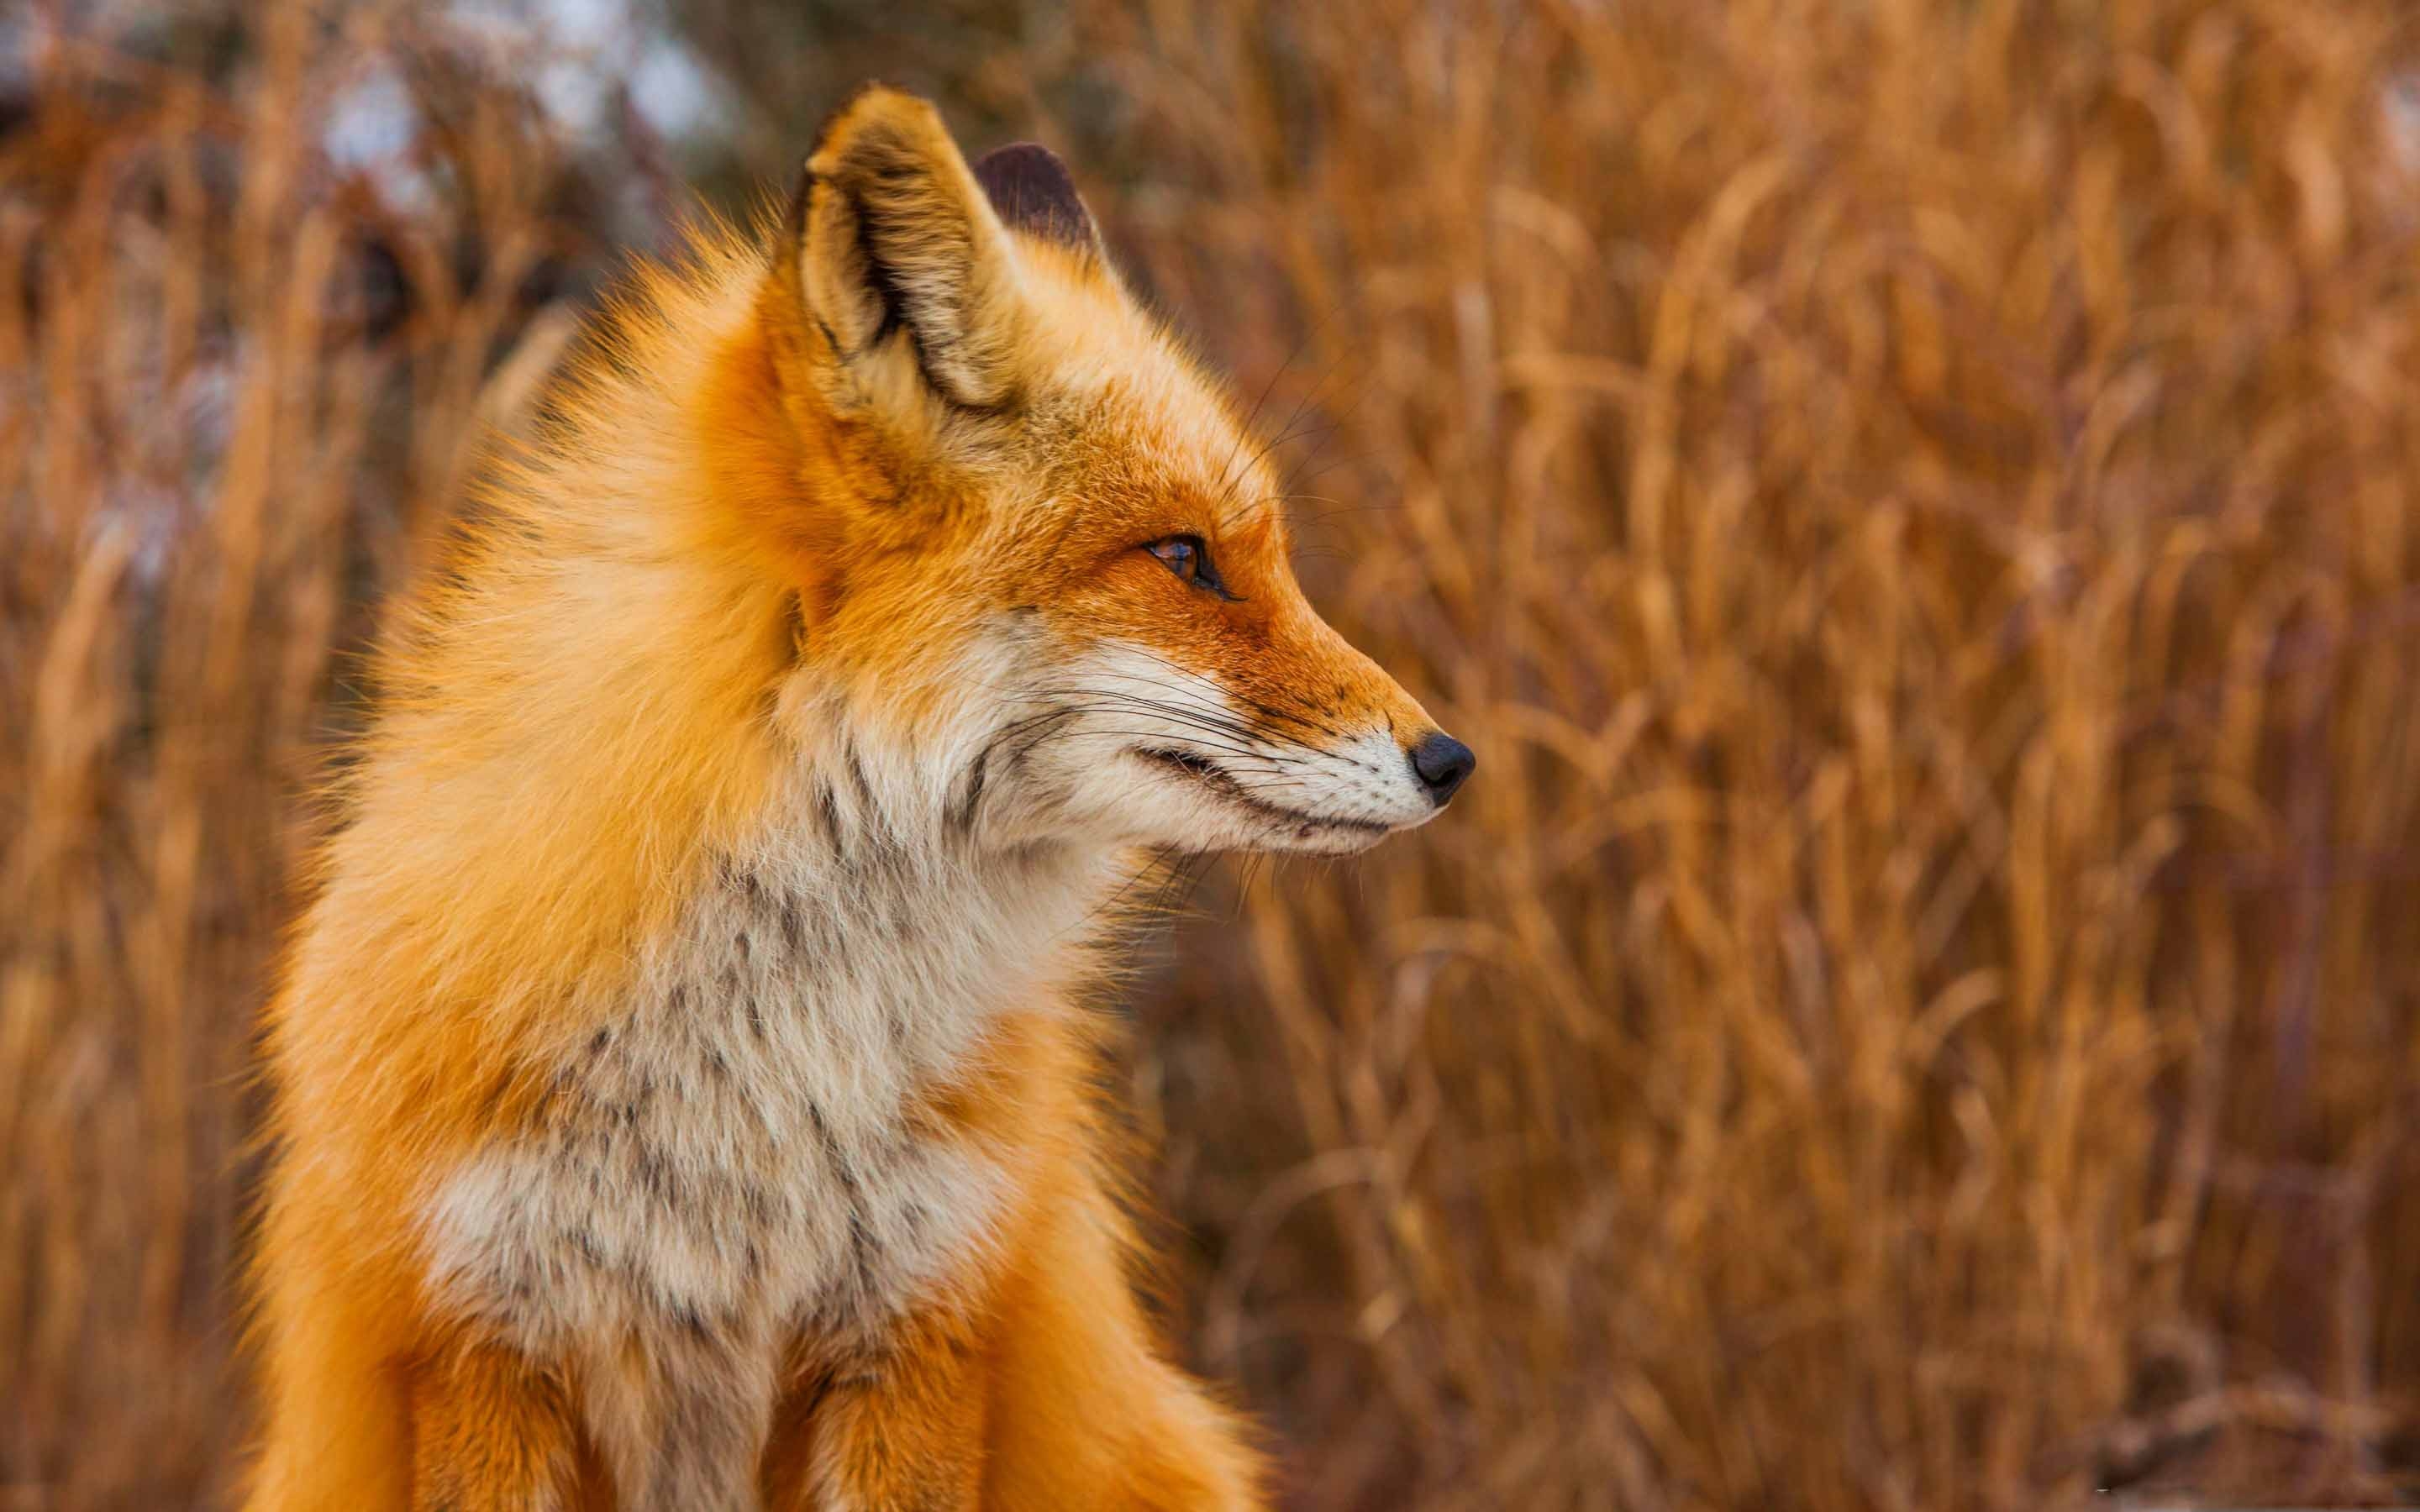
[1144, 533, 1241, 600]
[1148, 536, 1202, 582]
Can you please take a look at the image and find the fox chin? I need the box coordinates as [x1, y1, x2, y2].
[245, 83, 1471, 1512]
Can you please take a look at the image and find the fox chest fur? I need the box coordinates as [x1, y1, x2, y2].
[418, 791, 1094, 1503]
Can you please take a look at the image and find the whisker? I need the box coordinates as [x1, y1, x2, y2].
[1056, 657, 1346, 745]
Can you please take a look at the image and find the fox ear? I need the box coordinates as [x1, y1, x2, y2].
[793, 87, 1023, 410]
[972, 144, 1104, 261]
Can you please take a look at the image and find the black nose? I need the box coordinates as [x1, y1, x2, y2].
[1407, 732, 1476, 806]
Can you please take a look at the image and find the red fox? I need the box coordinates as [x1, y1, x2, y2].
[245, 85, 1474, 1510]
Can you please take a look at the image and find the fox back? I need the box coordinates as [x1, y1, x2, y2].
[246, 87, 1472, 1512]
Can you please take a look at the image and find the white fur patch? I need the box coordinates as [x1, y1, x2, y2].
[413, 617, 1428, 1506]
[419, 763, 1105, 1509]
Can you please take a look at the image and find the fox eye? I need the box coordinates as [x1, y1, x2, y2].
[1144, 535, 1238, 598]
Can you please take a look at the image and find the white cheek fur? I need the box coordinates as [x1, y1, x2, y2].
[1013, 640, 1439, 853]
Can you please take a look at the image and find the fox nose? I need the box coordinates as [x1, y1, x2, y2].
[1407, 732, 1476, 806]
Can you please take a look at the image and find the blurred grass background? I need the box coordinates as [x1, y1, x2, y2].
[5, 0, 2420, 1507]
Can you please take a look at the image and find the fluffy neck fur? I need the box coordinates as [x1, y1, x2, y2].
[277, 226, 1128, 1169]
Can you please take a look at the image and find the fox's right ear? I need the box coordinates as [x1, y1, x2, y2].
[788, 86, 1023, 412]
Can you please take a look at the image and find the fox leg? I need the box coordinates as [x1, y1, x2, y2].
[980, 1171, 1265, 1512]
[242, 1243, 416, 1512]
[760, 1310, 990, 1510]
[405, 1336, 588, 1511]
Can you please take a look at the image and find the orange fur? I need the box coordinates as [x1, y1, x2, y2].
[245, 86, 1464, 1510]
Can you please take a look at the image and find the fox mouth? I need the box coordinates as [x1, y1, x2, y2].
[1134, 747, 1391, 838]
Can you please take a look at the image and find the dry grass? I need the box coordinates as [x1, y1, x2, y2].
[6, 1, 2419, 1508]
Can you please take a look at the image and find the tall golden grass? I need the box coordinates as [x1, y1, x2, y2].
[5, 1, 2418, 1508]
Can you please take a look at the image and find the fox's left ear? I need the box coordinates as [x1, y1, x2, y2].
[971, 143, 1105, 263]
[791, 86, 1024, 411]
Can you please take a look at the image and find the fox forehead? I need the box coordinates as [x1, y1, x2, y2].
[1009, 263, 1287, 550]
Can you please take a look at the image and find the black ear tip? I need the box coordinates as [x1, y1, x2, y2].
[976, 141, 1072, 183]
[973, 142, 1098, 253]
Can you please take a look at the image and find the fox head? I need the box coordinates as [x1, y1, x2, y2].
[730, 86, 1471, 858]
